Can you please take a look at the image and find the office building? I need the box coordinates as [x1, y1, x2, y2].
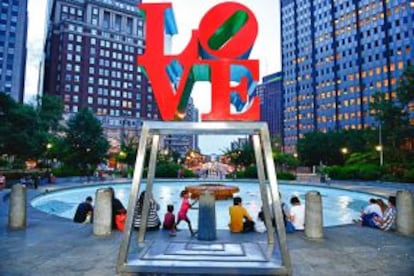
[281, 0, 414, 152]
[0, 0, 28, 102]
[43, 0, 198, 153]
[257, 72, 283, 138]
[44, 0, 153, 147]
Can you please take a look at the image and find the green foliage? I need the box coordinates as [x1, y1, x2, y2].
[60, 108, 109, 176]
[402, 168, 414, 182]
[345, 152, 378, 165]
[276, 171, 296, 180]
[115, 136, 138, 167]
[0, 93, 64, 163]
[369, 65, 414, 164]
[52, 165, 81, 177]
[326, 164, 382, 180]
[182, 168, 195, 178]
[155, 162, 181, 178]
[222, 142, 255, 168]
[244, 165, 258, 178]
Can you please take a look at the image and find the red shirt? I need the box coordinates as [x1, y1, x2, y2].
[163, 212, 175, 230]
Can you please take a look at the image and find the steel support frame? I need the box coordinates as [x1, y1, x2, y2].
[116, 121, 291, 274]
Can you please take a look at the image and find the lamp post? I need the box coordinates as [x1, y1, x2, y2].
[46, 143, 53, 182]
[377, 123, 383, 166]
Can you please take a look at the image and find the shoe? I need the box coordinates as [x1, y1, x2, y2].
[169, 231, 177, 237]
[191, 230, 198, 237]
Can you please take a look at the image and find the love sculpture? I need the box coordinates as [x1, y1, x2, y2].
[117, 2, 291, 275]
[138, 2, 260, 121]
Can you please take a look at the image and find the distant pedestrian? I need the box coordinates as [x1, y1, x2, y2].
[73, 196, 94, 223]
[0, 173, 6, 190]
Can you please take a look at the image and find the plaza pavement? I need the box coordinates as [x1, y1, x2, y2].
[0, 178, 413, 275]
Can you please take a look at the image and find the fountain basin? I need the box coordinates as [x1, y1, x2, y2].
[185, 183, 240, 200]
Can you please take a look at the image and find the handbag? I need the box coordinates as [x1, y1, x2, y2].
[115, 212, 127, 231]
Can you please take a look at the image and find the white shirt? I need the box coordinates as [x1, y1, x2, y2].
[290, 204, 305, 230]
[363, 203, 383, 217]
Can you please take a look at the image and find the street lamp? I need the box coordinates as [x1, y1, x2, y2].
[341, 147, 348, 155]
[46, 143, 53, 182]
[375, 145, 383, 166]
[377, 122, 383, 166]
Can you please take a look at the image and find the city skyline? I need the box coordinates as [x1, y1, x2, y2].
[23, 0, 281, 155]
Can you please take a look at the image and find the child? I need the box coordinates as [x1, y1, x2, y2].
[163, 204, 176, 236]
[176, 190, 198, 236]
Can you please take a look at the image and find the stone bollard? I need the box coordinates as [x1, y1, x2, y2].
[8, 184, 27, 230]
[198, 192, 216, 241]
[396, 190, 414, 236]
[305, 191, 323, 239]
[93, 188, 113, 236]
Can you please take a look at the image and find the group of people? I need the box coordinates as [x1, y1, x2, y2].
[73, 187, 126, 230]
[258, 194, 305, 232]
[354, 196, 397, 231]
[73, 187, 397, 235]
[133, 189, 198, 236]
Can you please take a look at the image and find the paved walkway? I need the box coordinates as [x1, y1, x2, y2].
[1, 178, 413, 275]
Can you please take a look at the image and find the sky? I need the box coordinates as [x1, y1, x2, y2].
[24, 0, 280, 155]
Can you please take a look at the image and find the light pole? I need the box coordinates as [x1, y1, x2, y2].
[377, 123, 383, 166]
[46, 143, 53, 182]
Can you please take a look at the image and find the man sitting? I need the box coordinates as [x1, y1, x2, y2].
[228, 196, 254, 233]
[73, 196, 94, 223]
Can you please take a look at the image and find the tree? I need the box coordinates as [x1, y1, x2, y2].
[38, 94, 64, 132]
[370, 65, 414, 163]
[0, 93, 45, 162]
[0, 93, 64, 166]
[61, 108, 109, 176]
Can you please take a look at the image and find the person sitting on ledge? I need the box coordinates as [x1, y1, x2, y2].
[288, 196, 305, 231]
[373, 196, 397, 231]
[228, 196, 254, 233]
[73, 196, 93, 223]
[133, 191, 161, 231]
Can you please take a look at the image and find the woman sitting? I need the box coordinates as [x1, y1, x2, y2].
[133, 191, 161, 231]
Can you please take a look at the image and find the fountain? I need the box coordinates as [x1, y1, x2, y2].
[185, 183, 240, 200]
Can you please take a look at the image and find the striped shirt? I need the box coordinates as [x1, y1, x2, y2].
[375, 206, 396, 231]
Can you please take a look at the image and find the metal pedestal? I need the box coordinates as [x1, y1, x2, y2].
[116, 121, 291, 275]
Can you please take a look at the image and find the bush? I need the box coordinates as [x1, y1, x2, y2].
[277, 171, 296, 180]
[155, 162, 181, 178]
[326, 164, 382, 180]
[244, 165, 258, 178]
[52, 166, 81, 177]
[326, 165, 355, 180]
[402, 168, 414, 183]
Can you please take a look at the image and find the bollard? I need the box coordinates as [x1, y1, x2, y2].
[396, 190, 414, 236]
[93, 188, 113, 236]
[8, 184, 27, 230]
[305, 191, 323, 239]
[198, 192, 216, 241]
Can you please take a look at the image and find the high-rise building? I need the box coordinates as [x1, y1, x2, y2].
[44, 0, 153, 147]
[43, 0, 198, 153]
[281, 0, 414, 153]
[257, 72, 283, 139]
[0, 0, 28, 102]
